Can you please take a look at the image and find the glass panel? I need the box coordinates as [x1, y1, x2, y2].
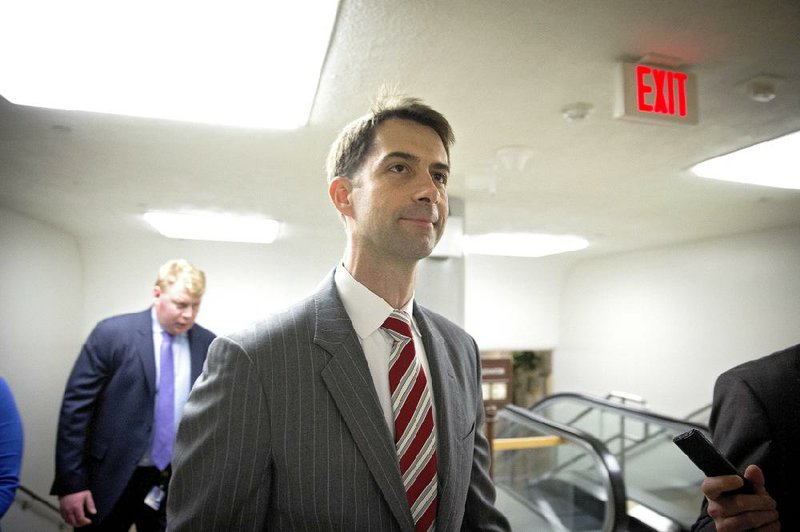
[530, 395, 706, 530]
[492, 414, 615, 531]
[617, 420, 705, 527]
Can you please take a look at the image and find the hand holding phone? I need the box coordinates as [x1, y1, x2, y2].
[672, 428, 754, 494]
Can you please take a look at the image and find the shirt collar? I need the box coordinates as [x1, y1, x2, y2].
[334, 264, 416, 340]
[150, 307, 187, 339]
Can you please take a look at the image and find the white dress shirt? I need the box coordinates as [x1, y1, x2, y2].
[334, 265, 436, 438]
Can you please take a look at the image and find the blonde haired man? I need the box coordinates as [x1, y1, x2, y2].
[52, 259, 215, 531]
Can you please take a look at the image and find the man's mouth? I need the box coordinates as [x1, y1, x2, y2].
[400, 208, 439, 226]
[402, 217, 436, 226]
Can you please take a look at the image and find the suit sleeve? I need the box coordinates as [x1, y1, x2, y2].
[51, 328, 114, 496]
[167, 336, 272, 532]
[461, 338, 511, 531]
[692, 370, 772, 532]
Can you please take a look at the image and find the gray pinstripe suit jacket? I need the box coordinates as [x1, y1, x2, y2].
[167, 272, 510, 531]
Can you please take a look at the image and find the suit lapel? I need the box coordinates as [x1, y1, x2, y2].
[136, 309, 157, 395]
[186, 327, 205, 382]
[313, 277, 414, 531]
[782, 349, 800, 456]
[413, 305, 460, 531]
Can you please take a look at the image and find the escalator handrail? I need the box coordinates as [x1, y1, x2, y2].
[532, 392, 710, 434]
[500, 404, 629, 532]
[684, 403, 712, 423]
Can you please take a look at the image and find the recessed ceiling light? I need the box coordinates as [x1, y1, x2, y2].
[561, 102, 594, 122]
[144, 211, 280, 244]
[494, 145, 536, 173]
[738, 74, 782, 103]
[465, 233, 589, 258]
[690, 130, 800, 190]
[1, 1, 340, 129]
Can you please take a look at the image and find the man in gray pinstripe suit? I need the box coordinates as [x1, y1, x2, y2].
[167, 95, 510, 531]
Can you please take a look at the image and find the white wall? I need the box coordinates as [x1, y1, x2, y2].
[554, 225, 800, 417]
[465, 254, 575, 350]
[78, 226, 346, 337]
[417, 256, 465, 327]
[78, 228, 465, 337]
[0, 208, 83, 531]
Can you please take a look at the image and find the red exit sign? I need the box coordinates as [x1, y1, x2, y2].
[616, 62, 698, 125]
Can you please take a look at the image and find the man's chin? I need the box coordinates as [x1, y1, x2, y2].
[405, 243, 438, 261]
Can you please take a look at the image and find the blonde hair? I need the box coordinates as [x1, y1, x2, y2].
[155, 259, 206, 298]
[325, 92, 455, 183]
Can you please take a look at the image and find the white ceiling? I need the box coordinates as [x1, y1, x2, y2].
[2, 0, 799, 258]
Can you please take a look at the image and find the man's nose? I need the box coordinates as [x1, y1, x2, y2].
[413, 173, 442, 204]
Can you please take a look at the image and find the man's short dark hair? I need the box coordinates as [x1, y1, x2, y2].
[326, 94, 455, 182]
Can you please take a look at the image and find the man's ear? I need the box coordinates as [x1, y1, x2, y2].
[328, 176, 354, 218]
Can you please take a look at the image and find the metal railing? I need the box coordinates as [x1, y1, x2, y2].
[531, 392, 709, 475]
[13, 485, 67, 530]
[495, 405, 629, 532]
[516, 392, 710, 531]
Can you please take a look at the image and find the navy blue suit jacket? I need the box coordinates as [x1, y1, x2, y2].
[51, 309, 215, 524]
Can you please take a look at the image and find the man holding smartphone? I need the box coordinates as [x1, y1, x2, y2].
[692, 343, 799, 531]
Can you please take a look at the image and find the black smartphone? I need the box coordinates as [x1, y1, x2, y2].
[672, 428, 754, 494]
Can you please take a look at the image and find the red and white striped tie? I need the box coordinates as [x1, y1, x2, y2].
[383, 310, 438, 532]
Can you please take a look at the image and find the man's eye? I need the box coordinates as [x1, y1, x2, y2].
[433, 173, 448, 185]
[389, 164, 407, 173]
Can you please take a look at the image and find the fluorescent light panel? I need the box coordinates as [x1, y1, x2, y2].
[691, 130, 800, 190]
[465, 233, 589, 258]
[1, 1, 340, 129]
[144, 212, 280, 244]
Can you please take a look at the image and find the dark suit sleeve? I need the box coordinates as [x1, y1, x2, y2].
[167, 336, 272, 532]
[462, 338, 511, 531]
[51, 326, 116, 496]
[692, 370, 772, 531]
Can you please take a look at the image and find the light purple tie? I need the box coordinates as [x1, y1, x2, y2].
[152, 331, 174, 471]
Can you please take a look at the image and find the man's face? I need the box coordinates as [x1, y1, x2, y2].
[153, 282, 202, 336]
[337, 118, 449, 265]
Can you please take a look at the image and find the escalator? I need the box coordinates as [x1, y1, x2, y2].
[492, 393, 709, 531]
